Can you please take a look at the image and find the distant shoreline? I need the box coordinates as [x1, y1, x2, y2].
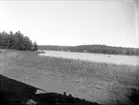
[38, 44, 139, 56]
[38, 50, 139, 66]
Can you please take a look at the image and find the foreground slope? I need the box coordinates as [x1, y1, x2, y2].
[0, 49, 139, 105]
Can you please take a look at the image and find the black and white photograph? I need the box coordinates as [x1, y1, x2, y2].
[0, 0, 139, 105]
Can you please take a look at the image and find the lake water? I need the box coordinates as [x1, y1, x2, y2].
[38, 50, 139, 66]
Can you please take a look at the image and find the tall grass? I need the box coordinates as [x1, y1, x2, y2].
[2, 50, 139, 105]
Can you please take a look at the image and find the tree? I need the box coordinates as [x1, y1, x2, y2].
[32, 41, 38, 51]
[0, 31, 38, 51]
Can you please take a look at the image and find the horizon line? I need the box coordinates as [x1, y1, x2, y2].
[38, 44, 139, 49]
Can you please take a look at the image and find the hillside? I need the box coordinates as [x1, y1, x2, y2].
[39, 45, 139, 56]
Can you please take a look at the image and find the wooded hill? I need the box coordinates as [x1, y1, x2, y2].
[39, 45, 139, 56]
[0, 31, 38, 51]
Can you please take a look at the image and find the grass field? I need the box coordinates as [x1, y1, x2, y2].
[1, 49, 139, 105]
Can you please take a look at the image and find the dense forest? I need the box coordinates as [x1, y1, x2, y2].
[39, 45, 139, 56]
[0, 31, 38, 51]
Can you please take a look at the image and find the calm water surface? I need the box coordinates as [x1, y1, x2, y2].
[39, 50, 139, 66]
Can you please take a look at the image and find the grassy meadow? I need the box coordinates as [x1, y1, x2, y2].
[1, 49, 139, 105]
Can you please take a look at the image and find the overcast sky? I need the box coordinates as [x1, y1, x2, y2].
[0, 0, 139, 48]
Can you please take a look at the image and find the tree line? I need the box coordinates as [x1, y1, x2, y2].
[0, 31, 38, 51]
[39, 45, 139, 56]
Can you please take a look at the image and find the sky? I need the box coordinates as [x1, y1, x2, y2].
[0, 0, 139, 48]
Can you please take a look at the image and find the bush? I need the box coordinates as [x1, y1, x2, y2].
[128, 88, 139, 105]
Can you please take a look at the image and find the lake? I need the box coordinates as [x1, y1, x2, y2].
[39, 50, 139, 66]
